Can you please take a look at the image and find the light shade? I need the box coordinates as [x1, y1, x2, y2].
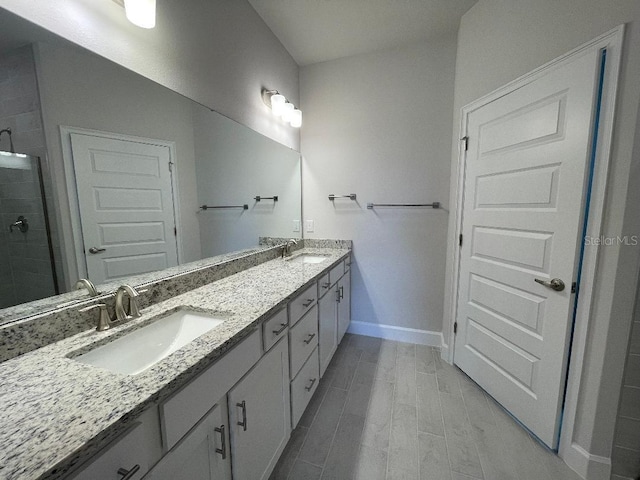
[281, 102, 294, 121]
[270, 94, 286, 116]
[124, 0, 156, 28]
[290, 109, 302, 128]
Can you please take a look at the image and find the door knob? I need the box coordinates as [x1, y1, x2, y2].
[534, 278, 565, 292]
[88, 247, 106, 254]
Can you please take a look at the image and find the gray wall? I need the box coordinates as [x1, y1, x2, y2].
[300, 36, 456, 338]
[193, 106, 301, 257]
[0, 0, 300, 150]
[612, 272, 640, 479]
[446, 0, 640, 473]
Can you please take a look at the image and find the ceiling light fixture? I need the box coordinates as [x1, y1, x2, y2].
[262, 89, 302, 128]
[116, 0, 156, 28]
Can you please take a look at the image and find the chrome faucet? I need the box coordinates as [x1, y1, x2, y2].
[282, 238, 298, 258]
[115, 285, 144, 322]
[75, 278, 99, 297]
[79, 303, 112, 331]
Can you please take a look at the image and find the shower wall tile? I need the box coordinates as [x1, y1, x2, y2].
[0, 44, 57, 308]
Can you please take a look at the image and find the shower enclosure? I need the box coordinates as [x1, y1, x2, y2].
[0, 151, 58, 309]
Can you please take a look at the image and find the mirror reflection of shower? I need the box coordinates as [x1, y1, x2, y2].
[0, 151, 59, 308]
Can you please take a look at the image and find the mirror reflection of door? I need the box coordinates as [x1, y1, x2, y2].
[70, 132, 179, 285]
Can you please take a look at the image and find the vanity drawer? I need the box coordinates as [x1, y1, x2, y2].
[160, 329, 261, 451]
[69, 408, 161, 480]
[317, 272, 331, 299]
[329, 262, 345, 286]
[263, 307, 289, 352]
[290, 347, 320, 429]
[289, 283, 317, 326]
[289, 305, 318, 378]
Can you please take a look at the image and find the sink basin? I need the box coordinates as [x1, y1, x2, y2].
[287, 254, 329, 264]
[74, 310, 225, 375]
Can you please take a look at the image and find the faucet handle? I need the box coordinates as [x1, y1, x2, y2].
[79, 303, 112, 331]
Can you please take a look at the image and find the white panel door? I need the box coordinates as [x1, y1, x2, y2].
[454, 49, 601, 448]
[71, 133, 178, 284]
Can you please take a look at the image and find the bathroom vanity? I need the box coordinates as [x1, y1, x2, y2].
[0, 241, 351, 480]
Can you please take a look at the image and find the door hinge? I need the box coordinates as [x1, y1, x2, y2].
[174, 226, 177, 237]
[459, 234, 463, 247]
[454, 322, 458, 335]
[571, 282, 577, 294]
[168, 161, 174, 172]
[462, 136, 469, 151]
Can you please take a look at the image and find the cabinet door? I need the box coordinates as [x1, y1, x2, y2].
[318, 287, 338, 377]
[337, 271, 351, 344]
[144, 398, 231, 480]
[228, 338, 290, 480]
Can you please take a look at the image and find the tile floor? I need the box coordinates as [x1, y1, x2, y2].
[270, 333, 583, 480]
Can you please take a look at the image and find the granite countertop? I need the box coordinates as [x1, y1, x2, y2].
[0, 246, 350, 480]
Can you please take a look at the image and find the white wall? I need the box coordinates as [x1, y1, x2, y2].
[0, 0, 300, 150]
[193, 105, 301, 256]
[300, 36, 457, 339]
[445, 0, 640, 474]
[35, 41, 201, 288]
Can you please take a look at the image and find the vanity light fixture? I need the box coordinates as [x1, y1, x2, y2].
[262, 89, 302, 128]
[114, 0, 156, 28]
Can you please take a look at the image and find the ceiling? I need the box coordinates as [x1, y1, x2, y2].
[247, 0, 478, 66]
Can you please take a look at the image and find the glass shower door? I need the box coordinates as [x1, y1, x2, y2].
[0, 151, 58, 308]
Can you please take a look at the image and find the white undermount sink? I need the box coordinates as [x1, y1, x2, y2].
[287, 254, 329, 264]
[73, 310, 226, 375]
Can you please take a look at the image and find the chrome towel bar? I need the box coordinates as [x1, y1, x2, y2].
[367, 202, 440, 209]
[200, 204, 249, 210]
[328, 194, 357, 201]
[254, 195, 278, 202]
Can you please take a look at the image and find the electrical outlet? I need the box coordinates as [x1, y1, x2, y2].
[305, 219, 314, 232]
[293, 220, 300, 232]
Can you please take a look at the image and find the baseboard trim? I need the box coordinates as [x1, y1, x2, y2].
[347, 321, 442, 347]
[562, 442, 611, 480]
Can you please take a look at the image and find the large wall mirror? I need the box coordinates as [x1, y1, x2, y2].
[0, 8, 301, 319]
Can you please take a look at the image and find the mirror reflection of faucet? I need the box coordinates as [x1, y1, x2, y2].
[9, 216, 28, 233]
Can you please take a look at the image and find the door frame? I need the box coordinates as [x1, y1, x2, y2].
[60, 126, 183, 281]
[444, 25, 623, 476]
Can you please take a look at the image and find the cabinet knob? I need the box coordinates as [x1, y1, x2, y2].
[305, 378, 317, 391]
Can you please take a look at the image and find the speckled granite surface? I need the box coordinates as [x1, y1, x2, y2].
[0, 246, 350, 480]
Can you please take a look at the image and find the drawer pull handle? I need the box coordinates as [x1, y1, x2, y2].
[117, 465, 140, 480]
[237, 400, 248, 431]
[339, 286, 344, 300]
[302, 298, 314, 307]
[305, 378, 317, 391]
[272, 323, 288, 336]
[322, 282, 331, 289]
[303, 333, 316, 344]
[214, 425, 226, 459]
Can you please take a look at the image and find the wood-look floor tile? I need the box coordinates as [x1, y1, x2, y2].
[354, 445, 387, 480]
[440, 392, 483, 479]
[287, 459, 323, 479]
[418, 432, 451, 480]
[416, 373, 444, 436]
[298, 387, 348, 466]
[416, 346, 436, 374]
[320, 413, 366, 479]
[395, 353, 416, 406]
[388, 402, 418, 476]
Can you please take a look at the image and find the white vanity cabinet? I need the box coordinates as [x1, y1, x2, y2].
[67, 408, 162, 480]
[144, 398, 231, 480]
[337, 270, 351, 343]
[228, 338, 291, 480]
[319, 256, 352, 376]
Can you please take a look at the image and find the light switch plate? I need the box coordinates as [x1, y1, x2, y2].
[293, 220, 300, 232]
[305, 220, 314, 232]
